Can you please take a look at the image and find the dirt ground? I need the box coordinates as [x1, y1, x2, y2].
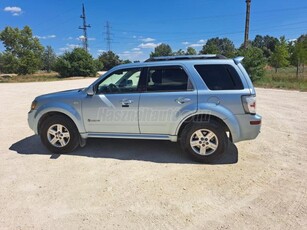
[0, 79, 306, 229]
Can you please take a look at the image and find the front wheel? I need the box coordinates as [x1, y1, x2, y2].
[40, 115, 79, 153]
[180, 122, 228, 163]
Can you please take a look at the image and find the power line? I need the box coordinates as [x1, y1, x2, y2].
[96, 25, 307, 47]
[110, 6, 307, 26]
[109, 19, 307, 41]
[78, 3, 91, 52]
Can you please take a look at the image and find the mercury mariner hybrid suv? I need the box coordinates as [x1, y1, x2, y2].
[28, 55, 261, 162]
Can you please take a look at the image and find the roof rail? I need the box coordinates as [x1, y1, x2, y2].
[145, 54, 227, 62]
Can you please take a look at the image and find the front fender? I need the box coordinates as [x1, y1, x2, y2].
[175, 103, 241, 142]
[33, 102, 85, 134]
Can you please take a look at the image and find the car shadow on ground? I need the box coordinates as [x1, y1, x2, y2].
[9, 135, 238, 164]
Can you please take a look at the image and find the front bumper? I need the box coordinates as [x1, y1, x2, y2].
[28, 110, 38, 134]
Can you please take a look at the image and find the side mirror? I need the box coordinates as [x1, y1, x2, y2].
[87, 85, 95, 96]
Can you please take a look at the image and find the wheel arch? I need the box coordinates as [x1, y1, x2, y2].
[37, 111, 77, 135]
[177, 114, 231, 139]
[34, 103, 85, 135]
[176, 110, 241, 142]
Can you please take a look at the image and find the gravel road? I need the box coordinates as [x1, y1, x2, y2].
[0, 79, 306, 229]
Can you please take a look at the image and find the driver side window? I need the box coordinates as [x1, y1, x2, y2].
[97, 68, 141, 94]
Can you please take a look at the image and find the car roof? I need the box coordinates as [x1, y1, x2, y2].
[144, 54, 227, 62]
[114, 55, 243, 70]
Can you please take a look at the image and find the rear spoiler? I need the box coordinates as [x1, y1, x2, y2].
[234, 56, 244, 65]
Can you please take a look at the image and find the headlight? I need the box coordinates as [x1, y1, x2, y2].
[30, 100, 37, 111]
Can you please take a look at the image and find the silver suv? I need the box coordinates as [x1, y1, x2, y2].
[28, 55, 261, 162]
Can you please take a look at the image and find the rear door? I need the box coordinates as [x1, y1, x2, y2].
[138, 65, 197, 135]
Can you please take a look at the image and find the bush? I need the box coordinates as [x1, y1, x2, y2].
[0, 52, 19, 73]
[54, 58, 71, 77]
[18, 51, 42, 75]
[54, 48, 102, 77]
[238, 46, 266, 81]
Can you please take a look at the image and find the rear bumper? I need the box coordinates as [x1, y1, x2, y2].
[233, 114, 262, 143]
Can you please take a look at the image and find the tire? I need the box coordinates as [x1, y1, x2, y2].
[40, 115, 80, 154]
[180, 121, 228, 163]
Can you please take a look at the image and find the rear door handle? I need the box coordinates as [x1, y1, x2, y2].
[121, 99, 134, 107]
[175, 97, 191, 104]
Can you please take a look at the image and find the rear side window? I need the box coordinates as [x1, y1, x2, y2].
[146, 66, 193, 92]
[194, 64, 243, 90]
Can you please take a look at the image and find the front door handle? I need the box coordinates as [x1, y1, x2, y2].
[175, 97, 191, 104]
[121, 99, 134, 107]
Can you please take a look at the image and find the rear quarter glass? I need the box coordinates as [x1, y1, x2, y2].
[194, 64, 244, 90]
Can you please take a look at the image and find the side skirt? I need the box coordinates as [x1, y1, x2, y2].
[80, 132, 178, 142]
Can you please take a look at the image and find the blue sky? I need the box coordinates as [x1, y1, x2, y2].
[1, 0, 307, 61]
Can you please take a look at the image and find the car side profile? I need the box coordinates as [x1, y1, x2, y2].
[28, 55, 261, 162]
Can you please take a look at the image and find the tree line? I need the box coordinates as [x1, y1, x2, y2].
[149, 35, 307, 80]
[0, 26, 131, 77]
[0, 26, 306, 81]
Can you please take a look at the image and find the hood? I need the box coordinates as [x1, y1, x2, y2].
[36, 88, 84, 101]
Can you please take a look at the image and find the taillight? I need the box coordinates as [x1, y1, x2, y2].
[242, 95, 256, 114]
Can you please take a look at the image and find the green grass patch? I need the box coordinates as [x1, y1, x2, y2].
[254, 67, 307, 91]
[254, 77, 307, 91]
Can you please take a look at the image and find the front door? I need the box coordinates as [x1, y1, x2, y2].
[82, 68, 142, 133]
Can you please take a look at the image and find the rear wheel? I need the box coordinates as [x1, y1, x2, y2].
[40, 115, 79, 153]
[180, 122, 228, 163]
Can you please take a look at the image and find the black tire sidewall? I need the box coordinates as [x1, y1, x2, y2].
[181, 122, 227, 163]
[40, 115, 79, 154]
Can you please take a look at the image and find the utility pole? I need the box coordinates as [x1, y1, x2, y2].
[79, 3, 91, 52]
[105, 21, 112, 51]
[244, 0, 251, 48]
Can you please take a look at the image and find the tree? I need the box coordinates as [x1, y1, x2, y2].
[42, 46, 57, 72]
[252, 35, 278, 58]
[98, 51, 121, 70]
[297, 34, 307, 72]
[150, 43, 173, 57]
[174, 49, 185, 56]
[121, 59, 132, 64]
[238, 46, 266, 81]
[290, 34, 307, 77]
[186, 47, 197, 55]
[270, 36, 290, 73]
[200, 37, 235, 57]
[0, 26, 44, 74]
[54, 48, 101, 77]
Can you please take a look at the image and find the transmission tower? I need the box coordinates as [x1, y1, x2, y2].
[244, 0, 251, 48]
[78, 3, 91, 52]
[105, 21, 113, 51]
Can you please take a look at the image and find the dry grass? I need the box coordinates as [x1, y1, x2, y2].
[0, 71, 98, 83]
